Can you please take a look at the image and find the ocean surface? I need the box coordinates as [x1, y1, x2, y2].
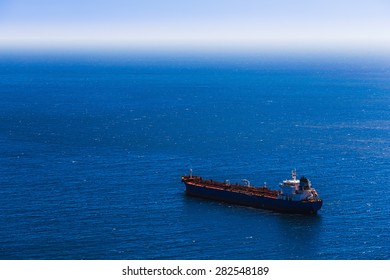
[0, 52, 389, 260]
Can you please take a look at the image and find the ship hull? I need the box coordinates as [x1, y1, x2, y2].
[184, 183, 322, 214]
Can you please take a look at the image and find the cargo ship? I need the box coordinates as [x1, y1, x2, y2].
[181, 169, 322, 214]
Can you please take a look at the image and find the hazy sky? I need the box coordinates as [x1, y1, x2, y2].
[1, 0, 390, 53]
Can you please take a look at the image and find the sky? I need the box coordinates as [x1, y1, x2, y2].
[1, 0, 390, 53]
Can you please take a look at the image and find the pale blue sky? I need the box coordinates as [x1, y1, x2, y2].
[1, 0, 389, 53]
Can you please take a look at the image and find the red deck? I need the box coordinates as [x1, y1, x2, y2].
[181, 175, 278, 199]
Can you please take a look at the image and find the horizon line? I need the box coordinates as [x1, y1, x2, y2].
[1, 41, 390, 57]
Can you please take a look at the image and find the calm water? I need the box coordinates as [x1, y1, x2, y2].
[0, 53, 389, 259]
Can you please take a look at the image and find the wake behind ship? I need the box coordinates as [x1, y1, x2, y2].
[181, 170, 322, 214]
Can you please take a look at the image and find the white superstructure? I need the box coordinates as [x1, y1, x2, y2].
[277, 169, 319, 201]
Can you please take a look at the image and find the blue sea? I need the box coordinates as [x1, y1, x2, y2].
[0, 52, 389, 260]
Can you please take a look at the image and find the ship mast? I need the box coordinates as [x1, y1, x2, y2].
[292, 168, 297, 181]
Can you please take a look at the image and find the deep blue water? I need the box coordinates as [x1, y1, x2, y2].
[0, 53, 389, 259]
